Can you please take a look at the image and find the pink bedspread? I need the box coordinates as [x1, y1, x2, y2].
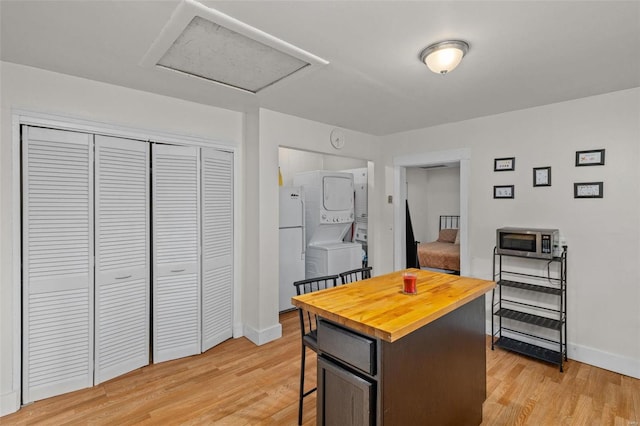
[418, 241, 460, 271]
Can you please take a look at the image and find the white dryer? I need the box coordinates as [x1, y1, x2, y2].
[293, 171, 362, 278]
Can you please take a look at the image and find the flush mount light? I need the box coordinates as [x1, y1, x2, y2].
[419, 40, 469, 75]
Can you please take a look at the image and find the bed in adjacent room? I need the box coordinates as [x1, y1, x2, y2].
[417, 215, 460, 273]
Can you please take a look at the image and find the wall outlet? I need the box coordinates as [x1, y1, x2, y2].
[559, 235, 567, 248]
[554, 234, 567, 256]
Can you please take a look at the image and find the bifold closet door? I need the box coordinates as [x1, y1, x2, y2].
[94, 135, 150, 384]
[22, 126, 94, 403]
[152, 144, 201, 363]
[201, 149, 234, 352]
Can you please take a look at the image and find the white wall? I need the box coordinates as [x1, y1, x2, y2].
[424, 167, 460, 242]
[378, 88, 640, 378]
[278, 147, 367, 186]
[0, 62, 243, 414]
[278, 149, 324, 187]
[322, 154, 367, 173]
[406, 168, 429, 242]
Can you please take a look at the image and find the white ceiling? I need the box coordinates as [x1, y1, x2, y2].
[1, 1, 639, 136]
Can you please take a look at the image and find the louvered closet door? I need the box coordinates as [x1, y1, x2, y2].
[94, 135, 150, 384]
[152, 144, 201, 363]
[201, 149, 234, 352]
[22, 126, 94, 403]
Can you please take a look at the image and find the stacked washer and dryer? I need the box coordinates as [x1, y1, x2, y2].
[293, 171, 362, 279]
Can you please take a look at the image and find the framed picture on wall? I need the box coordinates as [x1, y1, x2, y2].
[533, 167, 551, 187]
[575, 149, 605, 166]
[494, 185, 514, 199]
[574, 182, 603, 198]
[494, 157, 515, 171]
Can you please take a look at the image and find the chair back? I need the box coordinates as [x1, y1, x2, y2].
[339, 266, 373, 284]
[293, 275, 339, 338]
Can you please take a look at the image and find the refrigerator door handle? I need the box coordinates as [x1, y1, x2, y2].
[301, 199, 306, 258]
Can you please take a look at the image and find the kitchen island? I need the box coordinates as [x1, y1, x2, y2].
[291, 268, 495, 425]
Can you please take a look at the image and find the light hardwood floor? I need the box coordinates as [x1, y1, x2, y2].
[2, 310, 639, 425]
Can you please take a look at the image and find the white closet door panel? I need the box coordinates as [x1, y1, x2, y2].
[202, 265, 233, 350]
[201, 149, 233, 352]
[22, 126, 94, 403]
[94, 135, 150, 384]
[152, 144, 200, 363]
[155, 273, 200, 361]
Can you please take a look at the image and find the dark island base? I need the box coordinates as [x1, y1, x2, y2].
[381, 296, 486, 425]
[317, 296, 486, 425]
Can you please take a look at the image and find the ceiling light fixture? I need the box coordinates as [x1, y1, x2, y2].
[420, 40, 469, 75]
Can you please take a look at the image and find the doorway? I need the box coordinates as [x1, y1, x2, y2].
[393, 148, 470, 275]
[406, 164, 460, 273]
[278, 147, 372, 311]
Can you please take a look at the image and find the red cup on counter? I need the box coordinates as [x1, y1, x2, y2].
[403, 272, 418, 294]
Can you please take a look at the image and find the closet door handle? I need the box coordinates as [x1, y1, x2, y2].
[171, 269, 185, 273]
[115, 275, 132, 280]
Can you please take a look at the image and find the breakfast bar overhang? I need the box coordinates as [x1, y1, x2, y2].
[292, 268, 496, 425]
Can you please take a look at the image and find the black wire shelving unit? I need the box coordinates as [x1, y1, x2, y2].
[491, 246, 568, 372]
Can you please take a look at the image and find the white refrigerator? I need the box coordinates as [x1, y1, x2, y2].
[279, 187, 306, 311]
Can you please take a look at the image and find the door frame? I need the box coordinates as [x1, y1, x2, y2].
[392, 148, 470, 275]
[11, 110, 240, 408]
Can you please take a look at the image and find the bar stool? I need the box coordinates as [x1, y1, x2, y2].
[292, 274, 339, 425]
[338, 266, 373, 284]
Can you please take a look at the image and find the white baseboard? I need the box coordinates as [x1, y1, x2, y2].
[243, 322, 282, 346]
[1, 390, 20, 416]
[233, 323, 244, 338]
[485, 320, 640, 379]
[569, 343, 640, 379]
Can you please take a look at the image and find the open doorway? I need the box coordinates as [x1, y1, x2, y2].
[278, 147, 372, 311]
[406, 164, 460, 274]
[279, 147, 369, 251]
[393, 148, 470, 275]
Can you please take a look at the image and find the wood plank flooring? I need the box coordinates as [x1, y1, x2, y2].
[2, 310, 638, 425]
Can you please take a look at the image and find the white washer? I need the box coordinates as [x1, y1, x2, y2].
[305, 242, 362, 279]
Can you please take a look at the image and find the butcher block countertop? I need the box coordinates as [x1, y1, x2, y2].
[291, 268, 495, 343]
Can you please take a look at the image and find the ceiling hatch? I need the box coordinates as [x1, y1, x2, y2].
[141, 0, 328, 94]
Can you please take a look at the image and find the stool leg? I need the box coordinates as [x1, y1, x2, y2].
[298, 344, 306, 425]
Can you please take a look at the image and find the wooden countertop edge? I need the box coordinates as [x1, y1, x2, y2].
[292, 280, 495, 343]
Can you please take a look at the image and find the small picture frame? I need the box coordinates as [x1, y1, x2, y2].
[494, 157, 515, 171]
[533, 167, 551, 187]
[494, 185, 514, 199]
[575, 149, 605, 166]
[574, 182, 603, 198]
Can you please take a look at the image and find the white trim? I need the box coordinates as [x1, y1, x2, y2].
[568, 343, 640, 379]
[393, 166, 406, 270]
[393, 148, 471, 275]
[0, 391, 20, 416]
[242, 323, 282, 346]
[11, 116, 21, 414]
[233, 323, 244, 338]
[485, 317, 640, 379]
[232, 143, 243, 338]
[11, 109, 241, 409]
[12, 108, 235, 150]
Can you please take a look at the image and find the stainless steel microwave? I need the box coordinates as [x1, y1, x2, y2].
[496, 227, 560, 259]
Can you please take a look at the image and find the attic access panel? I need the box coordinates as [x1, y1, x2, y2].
[141, 0, 328, 94]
